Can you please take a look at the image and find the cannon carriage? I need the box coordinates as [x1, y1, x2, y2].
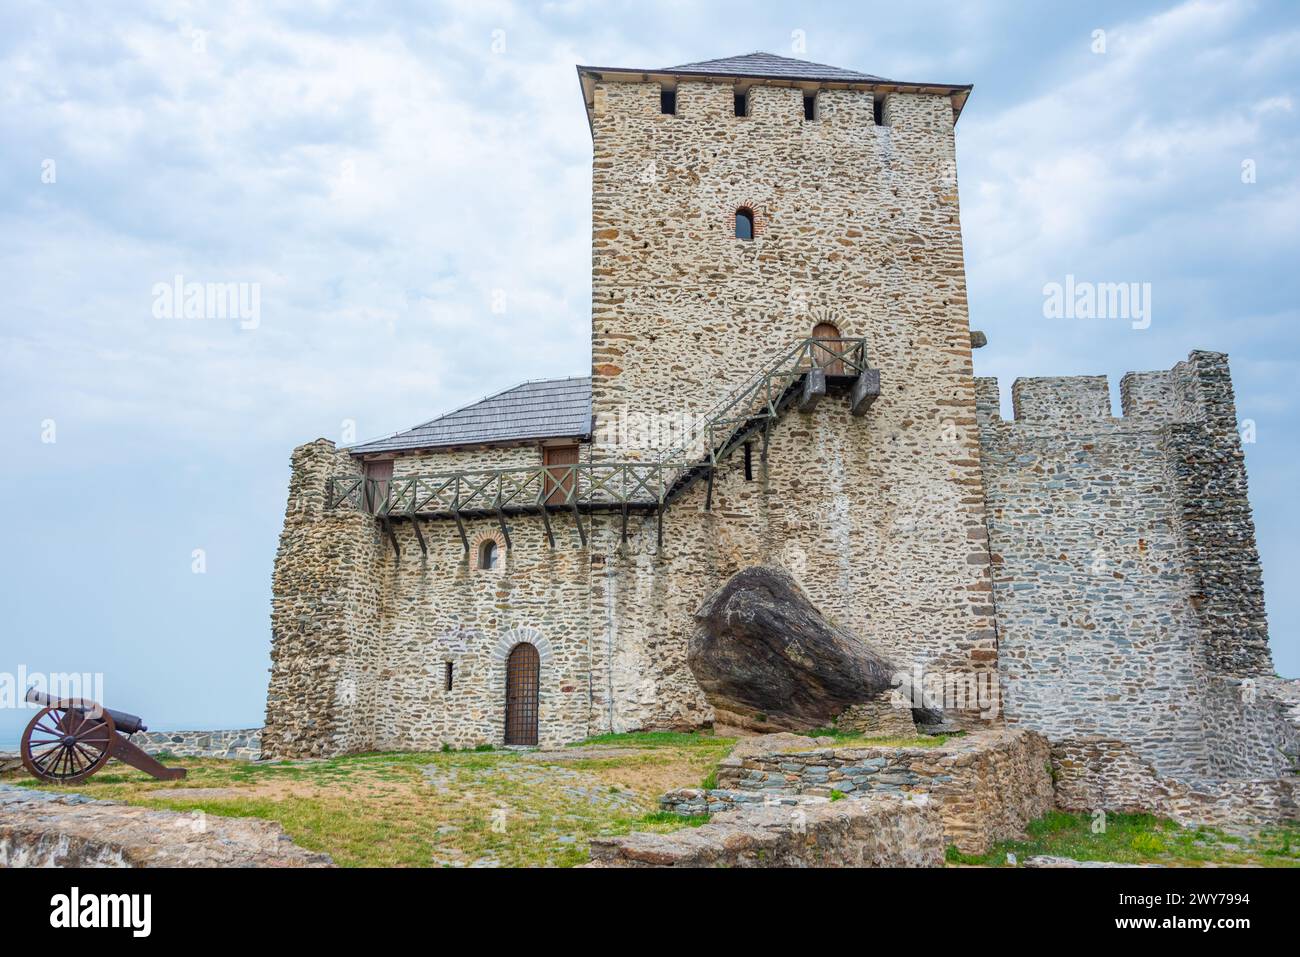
[19, 688, 187, 784]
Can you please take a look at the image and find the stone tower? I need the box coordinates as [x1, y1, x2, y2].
[578, 53, 996, 701]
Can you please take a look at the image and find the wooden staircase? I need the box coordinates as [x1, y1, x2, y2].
[327, 337, 879, 557]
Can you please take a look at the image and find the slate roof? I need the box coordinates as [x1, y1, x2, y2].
[574, 52, 972, 131]
[350, 376, 592, 455]
[660, 52, 888, 84]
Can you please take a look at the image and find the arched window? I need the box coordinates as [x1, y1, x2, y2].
[735, 207, 754, 241]
[479, 539, 498, 570]
[504, 643, 540, 745]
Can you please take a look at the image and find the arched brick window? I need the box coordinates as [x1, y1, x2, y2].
[735, 207, 755, 241]
[473, 530, 507, 571]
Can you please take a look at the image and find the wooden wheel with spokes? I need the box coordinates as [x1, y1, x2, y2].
[21, 705, 115, 785]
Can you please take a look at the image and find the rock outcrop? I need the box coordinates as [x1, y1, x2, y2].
[688, 565, 939, 731]
[0, 785, 332, 867]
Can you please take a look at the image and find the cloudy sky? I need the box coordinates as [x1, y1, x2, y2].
[2, 0, 1297, 742]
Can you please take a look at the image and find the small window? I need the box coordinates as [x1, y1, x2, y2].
[479, 539, 498, 570]
[660, 89, 676, 115]
[803, 93, 818, 121]
[873, 94, 887, 127]
[445, 662, 454, 692]
[734, 91, 748, 117]
[735, 208, 754, 241]
[743, 442, 754, 481]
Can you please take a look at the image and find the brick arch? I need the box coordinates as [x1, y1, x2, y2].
[471, 530, 508, 571]
[807, 306, 853, 336]
[725, 199, 769, 238]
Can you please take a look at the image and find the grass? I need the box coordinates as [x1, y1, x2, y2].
[567, 730, 723, 748]
[3, 731, 736, 868]
[11, 733, 1293, 869]
[792, 730, 958, 750]
[945, 811, 1300, 868]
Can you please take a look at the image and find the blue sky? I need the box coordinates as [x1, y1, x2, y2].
[1, 0, 1297, 744]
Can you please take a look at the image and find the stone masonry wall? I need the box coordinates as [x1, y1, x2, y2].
[264, 439, 383, 757]
[979, 350, 1284, 783]
[138, 729, 261, 760]
[1051, 737, 1297, 830]
[705, 729, 1055, 854]
[588, 78, 996, 709]
[587, 793, 944, 868]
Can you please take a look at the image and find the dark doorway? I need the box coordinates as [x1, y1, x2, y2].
[504, 643, 540, 746]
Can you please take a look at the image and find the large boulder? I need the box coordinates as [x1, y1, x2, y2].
[688, 565, 938, 731]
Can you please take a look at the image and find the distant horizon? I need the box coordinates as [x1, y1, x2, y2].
[2, 0, 1297, 744]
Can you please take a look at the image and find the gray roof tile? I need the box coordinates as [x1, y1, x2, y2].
[662, 52, 887, 83]
[350, 376, 592, 455]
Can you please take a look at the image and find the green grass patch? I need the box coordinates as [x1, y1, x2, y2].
[7, 738, 732, 867]
[639, 810, 709, 827]
[568, 730, 728, 748]
[946, 811, 1300, 868]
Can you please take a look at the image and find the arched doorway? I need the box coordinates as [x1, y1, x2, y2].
[811, 321, 845, 375]
[504, 643, 540, 745]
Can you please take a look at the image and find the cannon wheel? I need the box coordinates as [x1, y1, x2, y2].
[21, 705, 115, 785]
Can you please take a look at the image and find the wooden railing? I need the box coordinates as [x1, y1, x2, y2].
[326, 336, 874, 554]
[657, 336, 868, 467]
[327, 461, 679, 517]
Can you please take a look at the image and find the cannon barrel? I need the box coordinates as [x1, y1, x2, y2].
[24, 687, 148, 734]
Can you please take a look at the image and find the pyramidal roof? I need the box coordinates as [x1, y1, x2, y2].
[660, 51, 888, 83]
[350, 376, 592, 455]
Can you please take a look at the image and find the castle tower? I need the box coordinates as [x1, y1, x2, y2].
[577, 54, 997, 714]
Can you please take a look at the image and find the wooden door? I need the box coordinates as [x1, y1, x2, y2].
[543, 444, 579, 505]
[811, 322, 845, 375]
[363, 459, 393, 513]
[504, 643, 540, 746]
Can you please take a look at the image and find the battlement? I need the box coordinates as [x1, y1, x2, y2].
[591, 78, 953, 136]
[977, 350, 1232, 429]
[979, 346, 1271, 759]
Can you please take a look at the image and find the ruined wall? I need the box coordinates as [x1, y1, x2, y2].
[706, 728, 1055, 854]
[1051, 737, 1297, 829]
[979, 351, 1285, 782]
[587, 793, 945, 868]
[264, 440, 383, 758]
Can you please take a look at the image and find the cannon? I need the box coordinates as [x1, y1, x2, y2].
[20, 688, 187, 784]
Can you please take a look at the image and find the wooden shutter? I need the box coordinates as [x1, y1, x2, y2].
[543, 445, 580, 506]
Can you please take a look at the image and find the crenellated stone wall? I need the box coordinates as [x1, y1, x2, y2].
[979, 350, 1288, 785]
